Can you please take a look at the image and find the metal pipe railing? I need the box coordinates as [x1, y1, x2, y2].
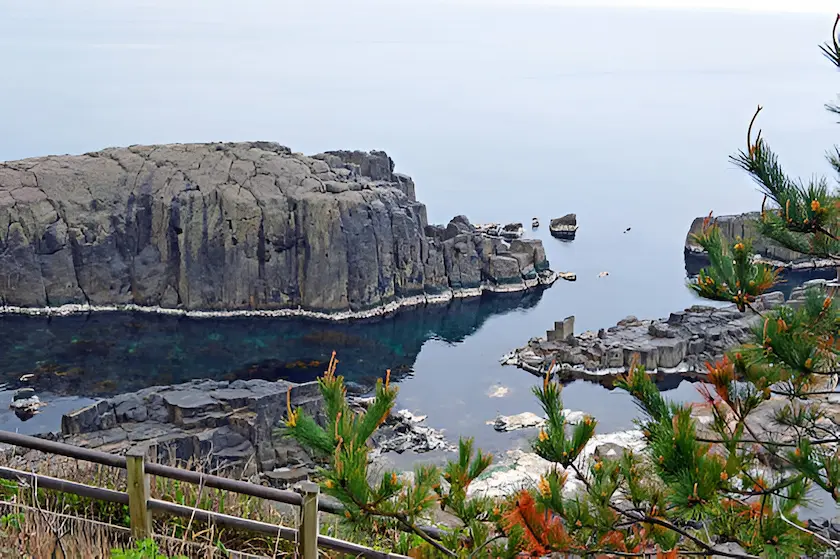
[0, 430, 418, 559]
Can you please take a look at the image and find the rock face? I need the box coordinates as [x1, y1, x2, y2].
[502, 291, 787, 385]
[48, 377, 451, 484]
[685, 212, 838, 270]
[0, 143, 555, 316]
[59, 378, 322, 478]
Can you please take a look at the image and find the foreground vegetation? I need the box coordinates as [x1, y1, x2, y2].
[1, 13, 840, 559]
[281, 16, 840, 559]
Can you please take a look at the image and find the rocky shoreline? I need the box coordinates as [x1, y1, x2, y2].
[685, 211, 840, 272]
[0, 269, 557, 322]
[501, 280, 836, 385]
[12, 377, 453, 490]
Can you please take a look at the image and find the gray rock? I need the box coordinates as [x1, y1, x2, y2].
[48, 376, 449, 478]
[507, 294, 787, 383]
[264, 467, 311, 487]
[13, 388, 35, 401]
[0, 144, 554, 315]
[686, 212, 826, 267]
[485, 255, 523, 285]
[594, 442, 628, 460]
[113, 394, 148, 423]
[549, 214, 578, 239]
[493, 412, 544, 432]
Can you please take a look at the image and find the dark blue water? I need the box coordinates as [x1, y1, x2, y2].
[0, 2, 837, 456]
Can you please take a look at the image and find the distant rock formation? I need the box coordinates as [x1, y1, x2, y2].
[685, 211, 839, 271]
[503, 278, 836, 386]
[501, 291, 789, 386]
[0, 143, 555, 318]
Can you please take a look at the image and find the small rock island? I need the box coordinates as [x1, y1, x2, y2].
[0, 142, 555, 319]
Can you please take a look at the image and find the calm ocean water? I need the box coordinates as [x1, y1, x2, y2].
[0, 2, 837, 457]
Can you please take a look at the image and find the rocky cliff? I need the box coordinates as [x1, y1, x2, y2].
[0, 143, 554, 317]
[685, 211, 837, 270]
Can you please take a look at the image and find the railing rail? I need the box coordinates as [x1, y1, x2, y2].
[0, 430, 410, 559]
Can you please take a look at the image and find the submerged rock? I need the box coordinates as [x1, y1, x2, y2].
[0, 144, 556, 318]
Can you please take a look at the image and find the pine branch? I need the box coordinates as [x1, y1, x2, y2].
[567, 463, 759, 559]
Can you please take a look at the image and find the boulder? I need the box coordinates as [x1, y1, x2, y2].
[549, 214, 578, 239]
[493, 412, 544, 432]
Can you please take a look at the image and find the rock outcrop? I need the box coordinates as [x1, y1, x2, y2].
[549, 214, 577, 239]
[685, 212, 839, 271]
[502, 291, 787, 386]
[0, 143, 555, 318]
[40, 377, 450, 486]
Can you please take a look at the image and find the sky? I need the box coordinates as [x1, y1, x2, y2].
[449, 0, 838, 14]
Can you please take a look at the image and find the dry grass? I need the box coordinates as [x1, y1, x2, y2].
[0, 449, 301, 558]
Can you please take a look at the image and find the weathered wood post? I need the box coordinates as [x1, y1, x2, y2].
[298, 481, 320, 559]
[126, 446, 152, 539]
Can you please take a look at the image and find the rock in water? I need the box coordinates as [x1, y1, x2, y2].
[46, 378, 451, 480]
[491, 410, 586, 432]
[492, 412, 544, 431]
[549, 214, 578, 239]
[0, 143, 556, 316]
[10, 389, 45, 420]
[502, 290, 790, 384]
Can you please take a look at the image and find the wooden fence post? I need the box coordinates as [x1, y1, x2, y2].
[126, 446, 152, 539]
[298, 481, 320, 559]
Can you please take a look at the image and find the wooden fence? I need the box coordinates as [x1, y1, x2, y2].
[0, 430, 411, 559]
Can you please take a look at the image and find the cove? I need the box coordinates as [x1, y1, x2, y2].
[0, 288, 548, 399]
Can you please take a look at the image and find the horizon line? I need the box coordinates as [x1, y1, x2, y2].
[429, 0, 838, 15]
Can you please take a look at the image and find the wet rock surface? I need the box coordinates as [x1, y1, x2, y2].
[0, 143, 555, 318]
[502, 291, 788, 385]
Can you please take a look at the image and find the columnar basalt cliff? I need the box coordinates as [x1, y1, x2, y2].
[685, 211, 839, 271]
[0, 143, 554, 317]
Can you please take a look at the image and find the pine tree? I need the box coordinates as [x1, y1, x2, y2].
[620, 12, 840, 556]
[280, 352, 512, 558]
[281, 17, 840, 559]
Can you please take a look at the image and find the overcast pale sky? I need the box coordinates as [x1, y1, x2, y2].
[451, 0, 837, 14]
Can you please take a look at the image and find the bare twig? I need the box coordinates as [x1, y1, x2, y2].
[779, 509, 839, 549]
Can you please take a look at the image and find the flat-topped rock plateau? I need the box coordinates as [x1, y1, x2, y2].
[0, 142, 556, 320]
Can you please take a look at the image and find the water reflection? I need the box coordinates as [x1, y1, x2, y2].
[0, 289, 546, 398]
